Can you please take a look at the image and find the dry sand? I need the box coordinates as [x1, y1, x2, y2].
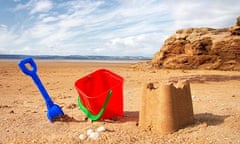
[0, 60, 240, 143]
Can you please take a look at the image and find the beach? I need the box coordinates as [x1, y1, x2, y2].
[0, 60, 240, 143]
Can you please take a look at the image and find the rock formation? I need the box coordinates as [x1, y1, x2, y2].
[152, 16, 240, 70]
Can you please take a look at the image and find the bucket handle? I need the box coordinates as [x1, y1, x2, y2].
[77, 90, 112, 121]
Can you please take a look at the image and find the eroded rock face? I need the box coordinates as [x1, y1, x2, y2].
[152, 16, 240, 70]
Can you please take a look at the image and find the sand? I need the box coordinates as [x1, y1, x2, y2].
[0, 60, 240, 143]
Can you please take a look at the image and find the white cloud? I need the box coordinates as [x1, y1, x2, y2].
[14, 0, 53, 15]
[0, 27, 19, 54]
[100, 33, 165, 56]
[41, 16, 58, 23]
[13, 0, 21, 2]
[166, 0, 240, 28]
[0, 24, 8, 32]
[11, 0, 169, 56]
[30, 24, 53, 38]
[14, 0, 34, 11]
[30, 0, 53, 14]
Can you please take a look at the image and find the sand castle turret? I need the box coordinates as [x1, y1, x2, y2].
[139, 81, 194, 134]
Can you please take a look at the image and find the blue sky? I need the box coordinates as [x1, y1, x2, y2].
[0, 0, 239, 56]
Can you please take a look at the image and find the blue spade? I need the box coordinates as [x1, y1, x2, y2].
[18, 57, 64, 122]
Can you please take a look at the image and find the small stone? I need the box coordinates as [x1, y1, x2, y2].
[97, 126, 106, 132]
[147, 83, 155, 90]
[66, 103, 77, 109]
[87, 129, 94, 136]
[79, 134, 87, 140]
[136, 122, 139, 126]
[9, 110, 14, 114]
[89, 132, 100, 140]
[83, 117, 88, 121]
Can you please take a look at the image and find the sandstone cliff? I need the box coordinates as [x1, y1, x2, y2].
[152, 16, 240, 70]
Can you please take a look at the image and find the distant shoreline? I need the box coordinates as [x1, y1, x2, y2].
[0, 58, 149, 64]
[0, 54, 151, 60]
[0, 54, 151, 64]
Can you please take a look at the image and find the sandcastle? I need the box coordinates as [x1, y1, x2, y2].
[139, 81, 194, 134]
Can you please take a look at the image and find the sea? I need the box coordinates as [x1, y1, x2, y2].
[0, 54, 151, 63]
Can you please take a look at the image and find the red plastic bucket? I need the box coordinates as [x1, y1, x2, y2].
[75, 69, 123, 119]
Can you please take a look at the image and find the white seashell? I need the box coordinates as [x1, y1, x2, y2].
[79, 134, 87, 140]
[97, 126, 106, 132]
[89, 132, 100, 140]
[87, 129, 94, 136]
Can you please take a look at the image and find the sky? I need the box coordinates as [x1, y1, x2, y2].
[0, 0, 239, 56]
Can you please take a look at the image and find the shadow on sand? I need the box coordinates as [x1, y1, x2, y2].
[54, 114, 87, 123]
[54, 112, 229, 126]
[169, 75, 240, 83]
[121, 111, 139, 122]
[194, 113, 229, 126]
[112, 112, 229, 126]
[95, 111, 140, 123]
[55, 111, 140, 123]
[119, 112, 229, 126]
